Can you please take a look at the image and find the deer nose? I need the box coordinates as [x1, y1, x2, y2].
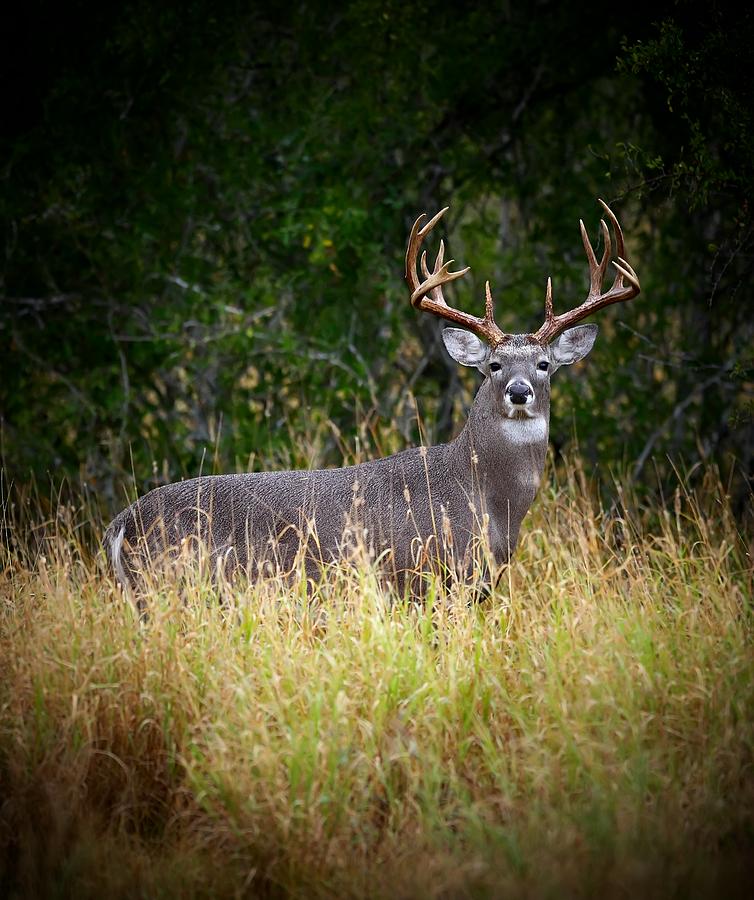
[506, 381, 533, 405]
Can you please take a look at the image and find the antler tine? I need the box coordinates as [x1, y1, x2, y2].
[531, 200, 641, 345]
[599, 198, 625, 261]
[422, 238, 445, 276]
[580, 217, 611, 300]
[405, 212, 428, 297]
[406, 207, 507, 347]
[543, 276, 553, 324]
[485, 281, 495, 321]
[420, 239, 447, 304]
[615, 257, 639, 285]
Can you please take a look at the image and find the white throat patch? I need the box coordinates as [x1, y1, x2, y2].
[500, 416, 548, 445]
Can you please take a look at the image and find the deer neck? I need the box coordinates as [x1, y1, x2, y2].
[454, 381, 549, 502]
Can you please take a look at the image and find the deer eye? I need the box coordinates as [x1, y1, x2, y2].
[537, 360, 549, 371]
[489, 362, 502, 372]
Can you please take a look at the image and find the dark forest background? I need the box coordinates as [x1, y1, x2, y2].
[1, 0, 752, 518]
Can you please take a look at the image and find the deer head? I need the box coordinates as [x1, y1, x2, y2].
[405, 200, 641, 427]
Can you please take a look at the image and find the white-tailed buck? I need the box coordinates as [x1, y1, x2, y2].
[105, 200, 639, 596]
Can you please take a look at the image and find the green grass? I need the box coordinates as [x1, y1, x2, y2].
[1, 464, 753, 898]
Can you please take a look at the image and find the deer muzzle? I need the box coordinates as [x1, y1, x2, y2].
[506, 380, 534, 406]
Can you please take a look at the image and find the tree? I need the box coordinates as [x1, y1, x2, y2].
[2, 1, 751, 513]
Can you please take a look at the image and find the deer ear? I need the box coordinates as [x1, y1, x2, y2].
[550, 324, 598, 372]
[442, 328, 489, 369]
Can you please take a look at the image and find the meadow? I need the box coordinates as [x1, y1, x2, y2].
[1, 462, 753, 898]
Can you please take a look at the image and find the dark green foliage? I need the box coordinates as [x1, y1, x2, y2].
[1, 1, 752, 513]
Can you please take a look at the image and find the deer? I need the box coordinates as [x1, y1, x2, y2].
[104, 200, 640, 599]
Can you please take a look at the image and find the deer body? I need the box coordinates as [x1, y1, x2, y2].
[105, 201, 639, 596]
[105, 370, 548, 590]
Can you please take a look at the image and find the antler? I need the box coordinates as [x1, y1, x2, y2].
[531, 199, 641, 345]
[405, 207, 508, 347]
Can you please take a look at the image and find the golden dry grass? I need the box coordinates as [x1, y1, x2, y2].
[1, 463, 753, 898]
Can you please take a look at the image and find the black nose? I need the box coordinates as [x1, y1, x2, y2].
[507, 381, 532, 405]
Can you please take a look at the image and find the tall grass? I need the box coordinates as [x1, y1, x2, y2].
[1, 462, 753, 898]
